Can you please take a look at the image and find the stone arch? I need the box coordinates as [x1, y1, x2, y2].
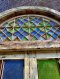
[0, 6, 60, 51]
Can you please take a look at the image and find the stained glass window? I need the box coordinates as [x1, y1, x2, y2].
[0, 15, 60, 42]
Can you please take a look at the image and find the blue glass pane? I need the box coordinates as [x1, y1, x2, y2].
[31, 31, 37, 35]
[14, 32, 24, 39]
[34, 18, 42, 23]
[39, 37, 45, 40]
[22, 31, 28, 36]
[17, 19, 24, 26]
[19, 28, 24, 33]
[2, 35, 7, 40]
[53, 34, 58, 39]
[3, 60, 24, 79]
[23, 19, 28, 23]
[35, 34, 40, 39]
[31, 20, 35, 23]
[31, 18, 41, 26]
[3, 28, 7, 33]
[48, 31, 54, 36]
[19, 34, 24, 40]
[0, 32, 3, 37]
[5, 32, 11, 37]
[56, 30, 60, 35]
[51, 28, 56, 32]
[34, 22, 39, 26]
[59, 27, 60, 30]
[14, 32, 20, 37]
[35, 28, 40, 33]
[39, 30, 45, 35]
[50, 21, 56, 26]
[31, 21, 39, 26]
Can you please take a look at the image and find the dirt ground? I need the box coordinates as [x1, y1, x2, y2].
[0, 0, 60, 12]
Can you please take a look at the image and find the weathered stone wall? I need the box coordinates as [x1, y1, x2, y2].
[0, 0, 60, 12]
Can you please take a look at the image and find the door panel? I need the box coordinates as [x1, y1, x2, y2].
[3, 60, 24, 79]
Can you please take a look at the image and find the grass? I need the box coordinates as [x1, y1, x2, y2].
[37, 59, 60, 79]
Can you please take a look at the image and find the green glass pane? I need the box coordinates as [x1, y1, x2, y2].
[30, 28, 35, 33]
[43, 22, 51, 27]
[39, 22, 44, 27]
[31, 28, 35, 30]
[6, 28, 13, 34]
[15, 27, 19, 31]
[9, 36, 12, 40]
[45, 28, 50, 32]
[9, 21, 14, 27]
[30, 16, 34, 19]
[23, 28, 29, 33]
[24, 23, 29, 26]
[12, 36, 16, 40]
[29, 28, 36, 34]
[10, 30, 14, 33]
[29, 22, 35, 27]
[39, 22, 51, 27]
[9, 29, 14, 33]
[23, 37, 28, 41]
[37, 59, 60, 79]
[15, 21, 20, 27]
[39, 27, 45, 32]
[8, 28, 16, 34]
[14, 29, 17, 33]
[47, 26, 51, 30]
[47, 34, 51, 39]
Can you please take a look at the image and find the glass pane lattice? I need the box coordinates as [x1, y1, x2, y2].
[0, 15, 60, 42]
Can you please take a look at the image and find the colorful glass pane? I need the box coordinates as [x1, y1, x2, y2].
[37, 59, 60, 79]
[3, 60, 24, 79]
[0, 15, 60, 42]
